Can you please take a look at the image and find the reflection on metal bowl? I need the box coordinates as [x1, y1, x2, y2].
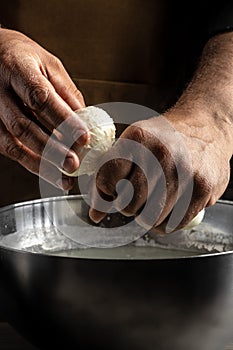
[0, 196, 233, 350]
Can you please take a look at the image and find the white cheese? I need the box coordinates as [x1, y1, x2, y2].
[183, 208, 205, 230]
[62, 106, 116, 176]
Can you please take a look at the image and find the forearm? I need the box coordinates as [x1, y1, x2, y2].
[173, 31, 233, 156]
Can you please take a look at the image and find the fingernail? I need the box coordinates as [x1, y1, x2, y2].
[73, 129, 91, 146]
[63, 156, 76, 174]
[89, 208, 105, 223]
[79, 132, 91, 146]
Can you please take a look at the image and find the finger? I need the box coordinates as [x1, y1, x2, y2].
[90, 165, 146, 224]
[133, 157, 181, 231]
[10, 60, 90, 146]
[90, 156, 145, 223]
[0, 90, 80, 174]
[150, 178, 206, 234]
[167, 180, 209, 231]
[113, 165, 148, 216]
[39, 158, 75, 190]
[113, 137, 175, 221]
[135, 168, 189, 232]
[0, 119, 74, 190]
[114, 143, 168, 216]
[94, 140, 133, 196]
[46, 58, 85, 110]
[134, 176, 169, 230]
[88, 183, 113, 223]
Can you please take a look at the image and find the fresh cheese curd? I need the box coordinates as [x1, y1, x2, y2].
[183, 209, 205, 230]
[62, 106, 116, 176]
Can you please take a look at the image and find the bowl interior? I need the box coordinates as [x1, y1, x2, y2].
[0, 195, 233, 260]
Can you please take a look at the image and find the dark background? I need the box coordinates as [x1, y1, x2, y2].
[0, 0, 232, 206]
[0, 2, 233, 348]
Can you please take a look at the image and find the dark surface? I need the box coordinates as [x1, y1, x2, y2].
[1, 322, 233, 350]
[0, 323, 37, 349]
[0, 4, 232, 349]
[1, 0, 233, 112]
[1, 249, 233, 350]
[0, 0, 232, 209]
[1, 196, 233, 350]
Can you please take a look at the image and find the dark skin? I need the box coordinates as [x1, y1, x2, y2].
[0, 28, 232, 232]
[0, 28, 90, 190]
[89, 32, 233, 231]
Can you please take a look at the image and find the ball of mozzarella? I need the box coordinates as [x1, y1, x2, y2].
[62, 106, 116, 177]
[183, 208, 205, 230]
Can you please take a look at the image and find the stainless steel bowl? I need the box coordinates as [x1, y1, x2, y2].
[0, 195, 233, 350]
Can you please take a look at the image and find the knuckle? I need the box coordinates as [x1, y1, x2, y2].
[42, 137, 58, 162]
[96, 162, 119, 195]
[193, 172, 213, 201]
[73, 87, 84, 101]
[8, 117, 32, 140]
[127, 124, 146, 142]
[207, 195, 218, 207]
[206, 166, 230, 207]
[51, 56, 63, 69]
[26, 84, 50, 111]
[5, 141, 26, 161]
[0, 42, 13, 67]
[0, 52, 14, 86]
[48, 54, 66, 74]
[96, 177, 114, 196]
[63, 82, 84, 104]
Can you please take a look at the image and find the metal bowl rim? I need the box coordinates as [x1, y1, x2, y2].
[0, 195, 233, 261]
[0, 195, 232, 213]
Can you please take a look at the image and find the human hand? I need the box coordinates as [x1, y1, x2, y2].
[88, 106, 231, 233]
[0, 28, 89, 190]
[89, 32, 233, 233]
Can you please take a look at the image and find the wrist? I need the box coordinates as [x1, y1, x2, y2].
[165, 98, 233, 160]
[178, 92, 233, 155]
[170, 31, 233, 157]
[207, 100, 233, 156]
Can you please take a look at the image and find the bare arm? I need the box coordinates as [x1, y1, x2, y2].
[89, 32, 233, 232]
[172, 30, 233, 154]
